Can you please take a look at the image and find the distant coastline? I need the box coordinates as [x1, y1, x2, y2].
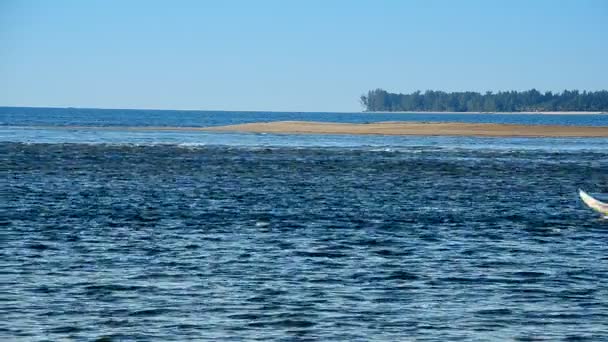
[361, 89, 608, 113]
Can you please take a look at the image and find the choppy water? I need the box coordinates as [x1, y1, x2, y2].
[2, 142, 608, 341]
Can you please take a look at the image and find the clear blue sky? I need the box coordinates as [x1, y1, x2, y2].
[1, 0, 607, 111]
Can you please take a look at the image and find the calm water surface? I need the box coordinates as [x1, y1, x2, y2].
[1, 108, 608, 341]
[1, 106, 608, 127]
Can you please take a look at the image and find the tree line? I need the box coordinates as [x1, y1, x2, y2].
[360, 89, 608, 112]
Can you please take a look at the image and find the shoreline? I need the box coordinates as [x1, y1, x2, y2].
[365, 111, 606, 115]
[204, 121, 608, 138]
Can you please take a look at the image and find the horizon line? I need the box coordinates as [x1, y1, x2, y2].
[0, 105, 367, 114]
[1, 105, 606, 115]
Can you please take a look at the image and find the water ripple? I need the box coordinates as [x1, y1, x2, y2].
[1, 142, 608, 340]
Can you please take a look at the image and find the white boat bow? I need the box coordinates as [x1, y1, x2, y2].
[579, 189, 608, 217]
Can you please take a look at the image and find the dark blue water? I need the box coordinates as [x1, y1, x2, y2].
[2, 143, 608, 341]
[1, 106, 607, 127]
[2, 108, 608, 340]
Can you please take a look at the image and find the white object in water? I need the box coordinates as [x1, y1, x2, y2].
[579, 189, 608, 217]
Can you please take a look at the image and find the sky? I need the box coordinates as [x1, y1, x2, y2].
[1, 0, 607, 112]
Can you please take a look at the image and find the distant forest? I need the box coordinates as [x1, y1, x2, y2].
[360, 89, 608, 112]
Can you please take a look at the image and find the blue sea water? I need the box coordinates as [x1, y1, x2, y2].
[1, 106, 607, 128]
[2, 107, 608, 341]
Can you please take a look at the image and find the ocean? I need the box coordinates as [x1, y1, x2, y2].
[2, 107, 608, 341]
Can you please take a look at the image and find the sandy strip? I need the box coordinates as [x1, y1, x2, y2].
[19, 121, 608, 137]
[204, 121, 608, 137]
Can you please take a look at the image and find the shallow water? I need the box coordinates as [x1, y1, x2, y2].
[2, 143, 608, 341]
[3, 126, 608, 153]
[2, 106, 608, 127]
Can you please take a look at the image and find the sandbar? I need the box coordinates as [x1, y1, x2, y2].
[204, 121, 608, 137]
